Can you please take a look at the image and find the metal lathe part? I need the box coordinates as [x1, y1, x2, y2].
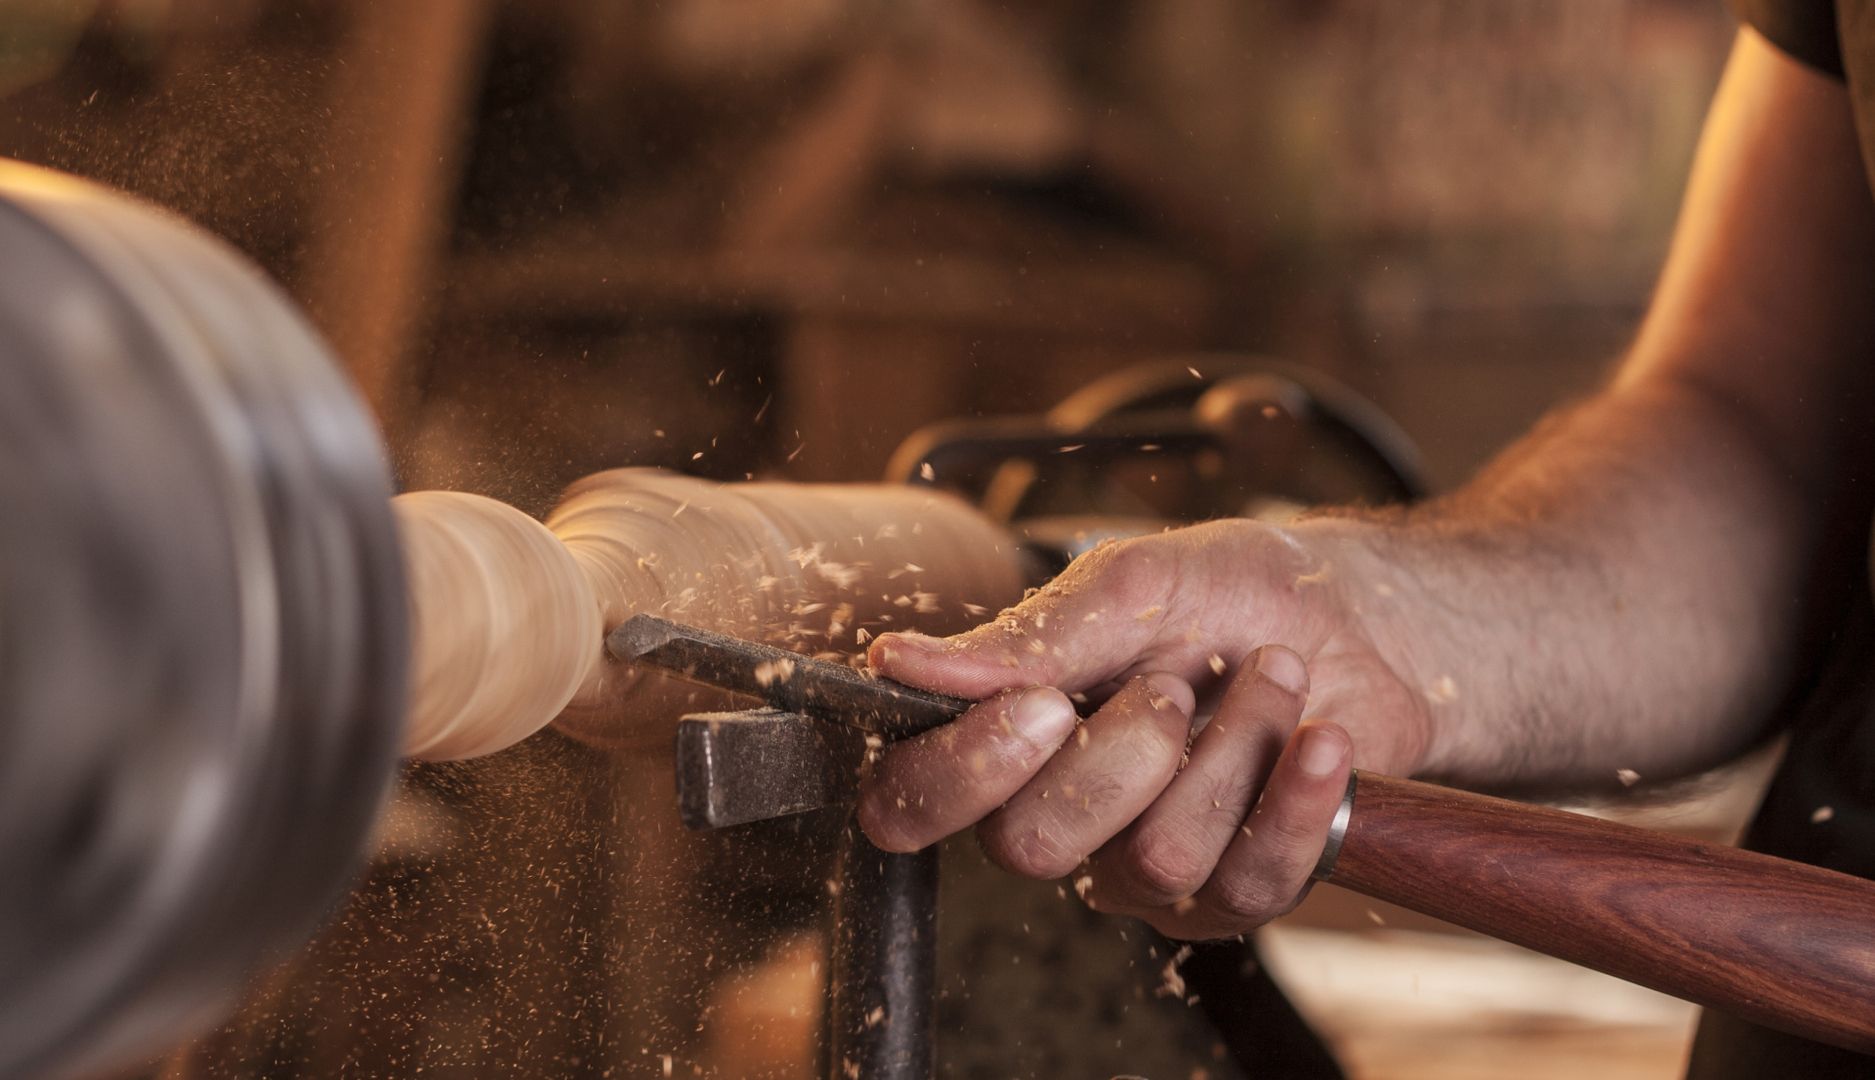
[0, 162, 407, 1079]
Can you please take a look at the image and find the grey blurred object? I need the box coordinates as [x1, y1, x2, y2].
[0, 161, 407, 1079]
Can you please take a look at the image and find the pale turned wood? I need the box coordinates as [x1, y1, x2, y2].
[394, 469, 1030, 760]
[393, 491, 599, 760]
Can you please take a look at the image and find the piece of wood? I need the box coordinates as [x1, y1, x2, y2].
[393, 490, 600, 760]
[392, 470, 1031, 759]
[302, 0, 493, 434]
[1324, 772, 1875, 1054]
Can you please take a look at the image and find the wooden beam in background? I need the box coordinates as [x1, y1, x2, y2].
[302, 0, 494, 437]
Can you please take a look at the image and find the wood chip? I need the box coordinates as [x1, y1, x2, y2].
[753, 658, 796, 687]
[1424, 675, 1459, 705]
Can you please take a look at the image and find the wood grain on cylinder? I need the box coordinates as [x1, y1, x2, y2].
[393, 470, 1030, 759]
[1328, 772, 1875, 1053]
[546, 469, 1029, 748]
[394, 491, 599, 759]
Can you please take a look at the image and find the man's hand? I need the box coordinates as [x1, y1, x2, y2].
[856, 519, 1435, 940]
[855, 25, 1875, 943]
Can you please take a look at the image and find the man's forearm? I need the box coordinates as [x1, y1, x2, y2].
[1286, 31, 1875, 790]
[1292, 370, 1833, 788]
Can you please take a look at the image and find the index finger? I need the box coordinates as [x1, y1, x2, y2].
[868, 539, 1174, 698]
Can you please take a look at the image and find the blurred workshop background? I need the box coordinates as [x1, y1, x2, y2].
[0, 2, 1752, 1078]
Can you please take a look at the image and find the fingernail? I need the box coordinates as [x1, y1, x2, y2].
[1296, 724, 1346, 778]
[871, 633, 937, 673]
[1255, 645, 1308, 696]
[882, 632, 941, 655]
[1010, 687, 1075, 749]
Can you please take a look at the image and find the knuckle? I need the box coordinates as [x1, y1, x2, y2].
[1125, 831, 1209, 901]
[1101, 543, 1161, 601]
[979, 818, 1080, 880]
[1259, 803, 1327, 851]
[1074, 537, 1154, 597]
[1210, 873, 1282, 922]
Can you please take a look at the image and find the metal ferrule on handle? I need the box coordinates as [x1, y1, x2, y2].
[1311, 770, 1359, 881]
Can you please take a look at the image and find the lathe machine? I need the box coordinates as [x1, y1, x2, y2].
[5, 162, 1875, 1080]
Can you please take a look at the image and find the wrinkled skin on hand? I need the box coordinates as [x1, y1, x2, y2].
[858, 519, 1433, 940]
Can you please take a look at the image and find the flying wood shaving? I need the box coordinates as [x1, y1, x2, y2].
[1616, 768, 1641, 787]
[815, 561, 863, 589]
[1208, 654, 1227, 676]
[1812, 806, 1835, 823]
[829, 602, 854, 636]
[1425, 675, 1459, 705]
[1155, 944, 1194, 1000]
[1073, 874, 1094, 900]
[1294, 563, 1333, 586]
[919, 462, 935, 481]
[753, 658, 797, 688]
[1135, 605, 1163, 622]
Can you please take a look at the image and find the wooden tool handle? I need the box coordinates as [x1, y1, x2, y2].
[1320, 772, 1875, 1054]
